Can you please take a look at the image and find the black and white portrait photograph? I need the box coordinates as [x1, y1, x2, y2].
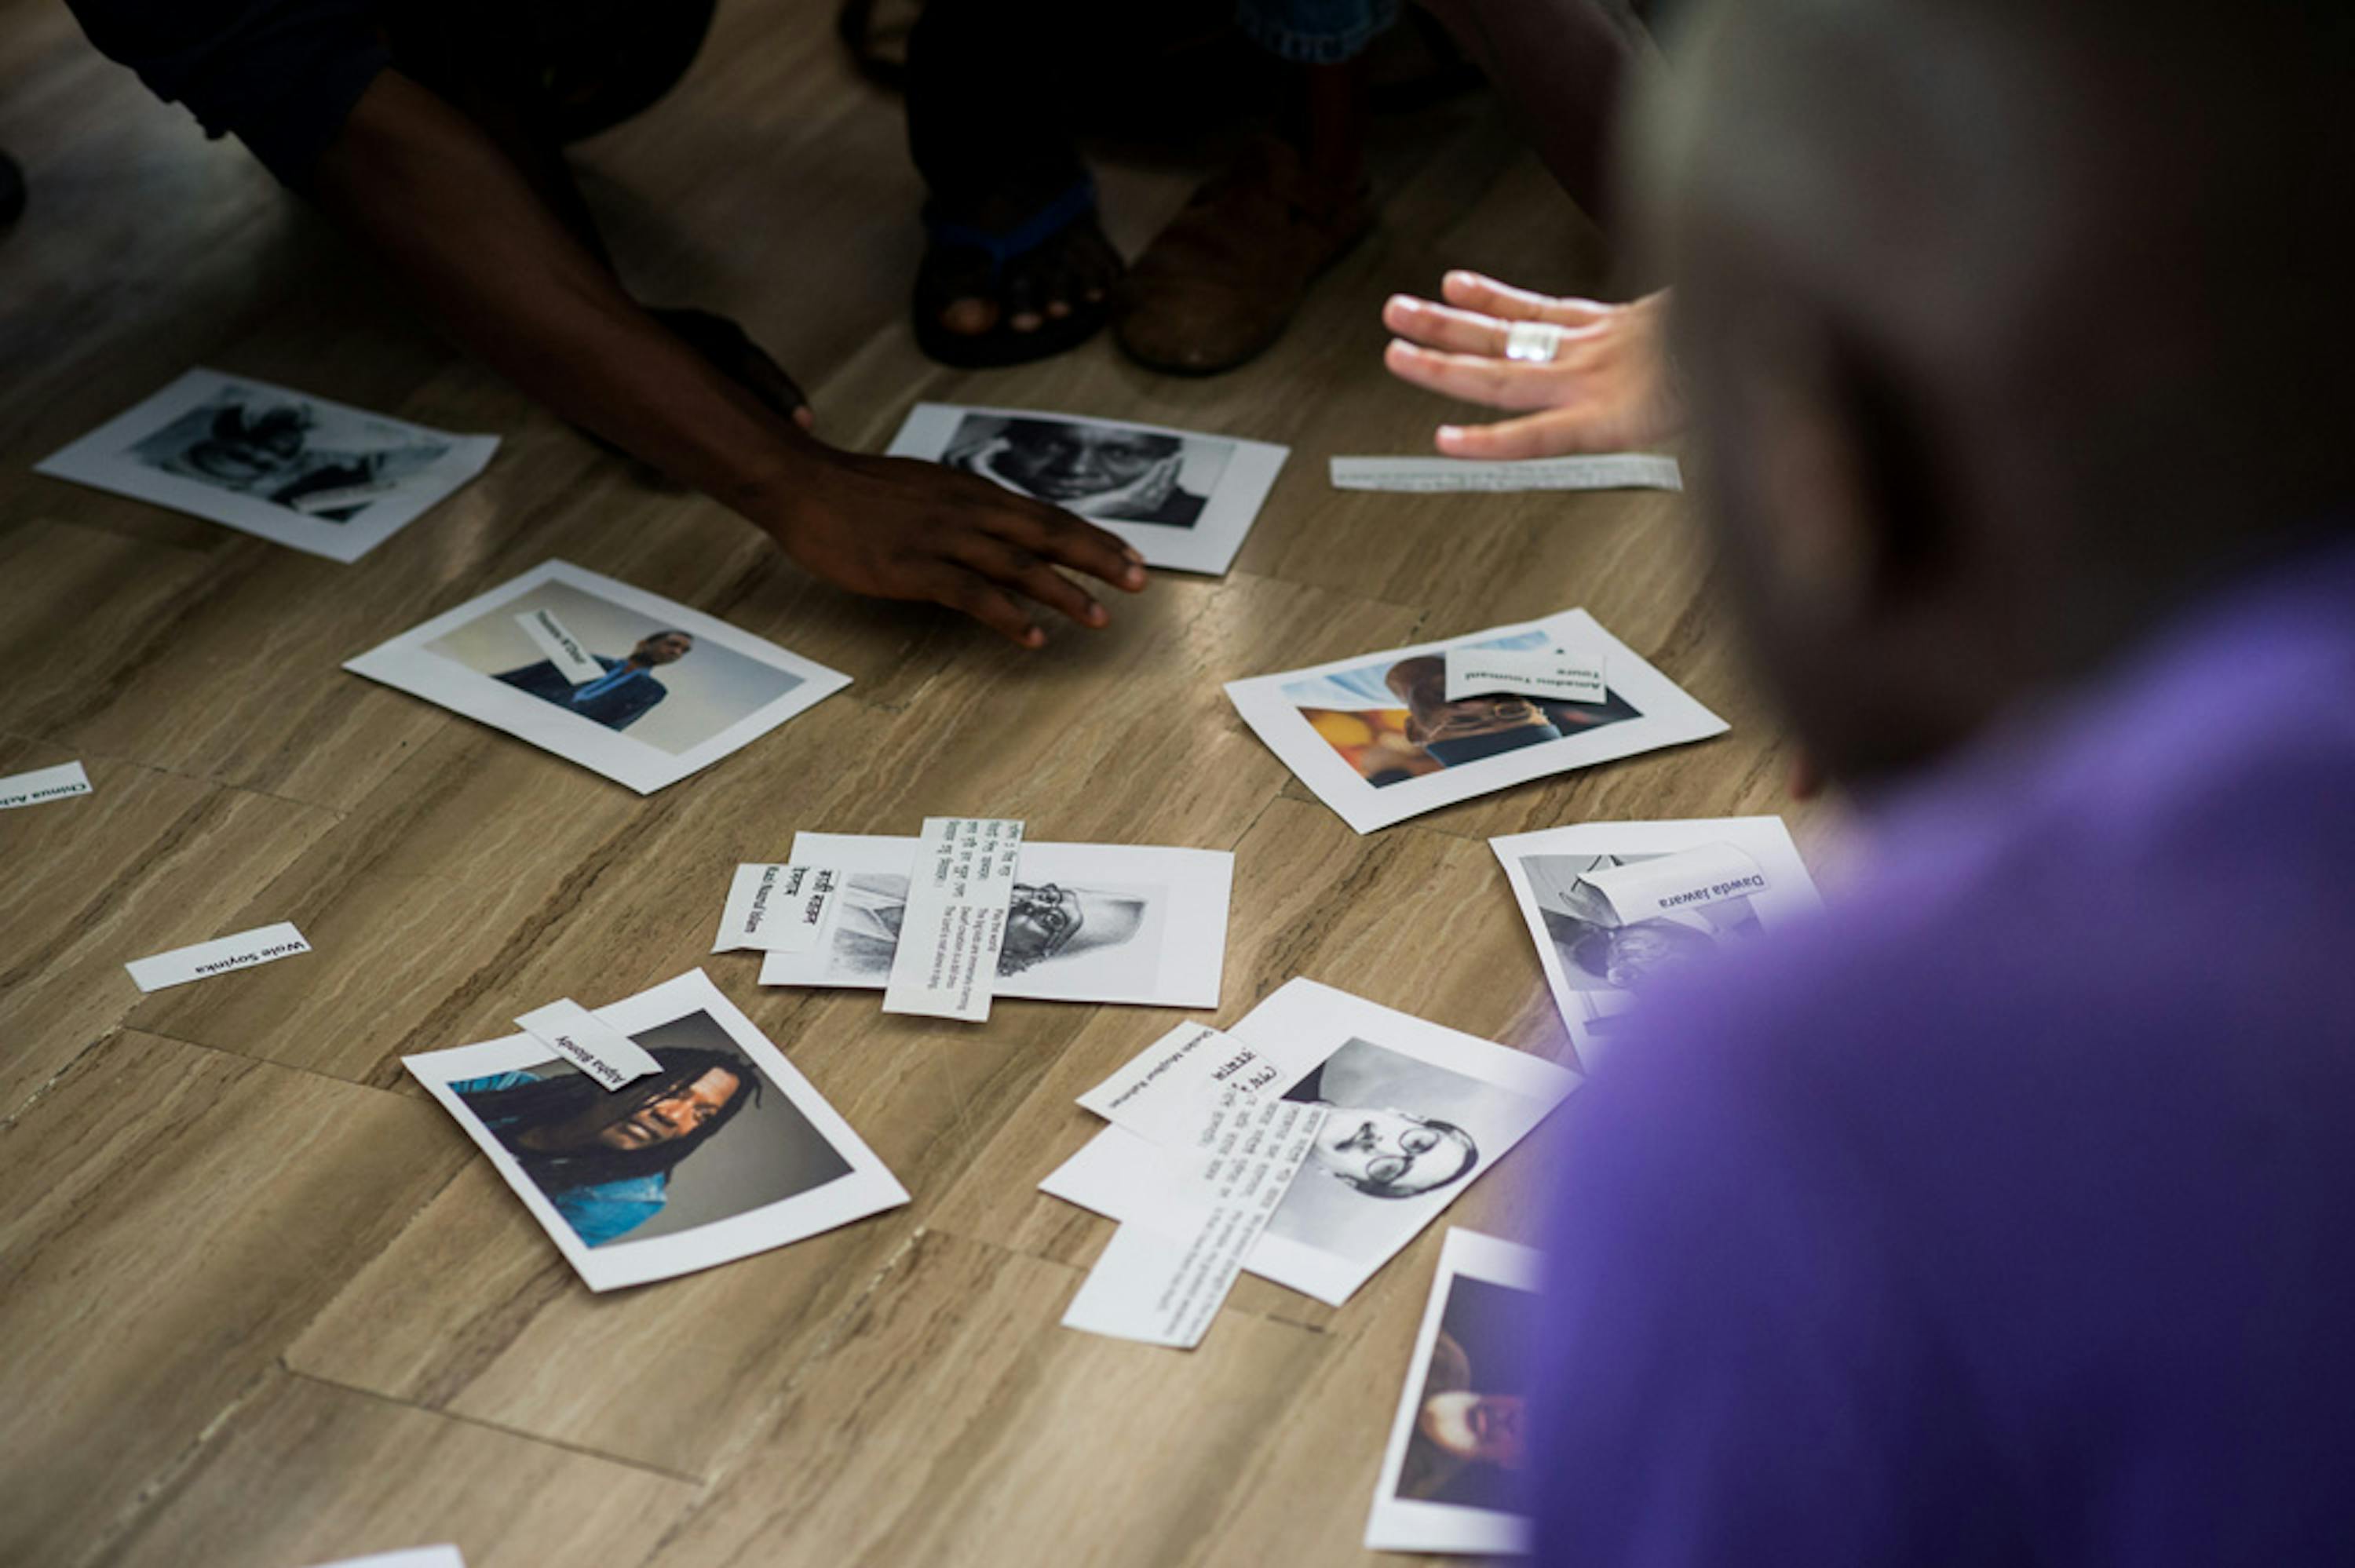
[344, 560, 849, 793]
[1366, 1228, 1545, 1555]
[885, 402, 1289, 574]
[407, 970, 907, 1291]
[1492, 817, 1824, 1065]
[1039, 979, 1576, 1306]
[759, 833, 1232, 1009]
[35, 367, 498, 561]
[1226, 609, 1729, 833]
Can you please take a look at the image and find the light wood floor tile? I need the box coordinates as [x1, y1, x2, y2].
[0, 1032, 468, 1564]
[641, 1228, 1381, 1568]
[94, 1369, 697, 1568]
[0, 760, 340, 1111]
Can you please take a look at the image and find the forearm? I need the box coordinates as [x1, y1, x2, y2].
[306, 68, 816, 523]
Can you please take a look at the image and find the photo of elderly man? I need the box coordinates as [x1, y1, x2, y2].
[495, 628, 692, 732]
[947, 414, 1218, 528]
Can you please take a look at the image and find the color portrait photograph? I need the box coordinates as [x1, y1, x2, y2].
[407, 969, 907, 1291]
[344, 560, 849, 793]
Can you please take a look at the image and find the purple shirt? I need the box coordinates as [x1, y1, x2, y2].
[1533, 541, 2355, 1566]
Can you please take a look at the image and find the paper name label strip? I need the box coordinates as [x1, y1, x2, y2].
[0, 760, 93, 811]
[882, 817, 1026, 1023]
[1565, 841, 1769, 927]
[514, 997, 662, 1091]
[126, 921, 312, 992]
[1328, 454, 1683, 494]
[1078, 1021, 1324, 1148]
[714, 863, 844, 954]
[515, 607, 605, 684]
[1443, 647, 1608, 705]
[1061, 1096, 1327, 1348]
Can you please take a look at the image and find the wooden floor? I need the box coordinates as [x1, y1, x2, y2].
[0, 6, 1825, 1566]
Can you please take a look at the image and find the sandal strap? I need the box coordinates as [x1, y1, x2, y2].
[922, 176, 1098, 282]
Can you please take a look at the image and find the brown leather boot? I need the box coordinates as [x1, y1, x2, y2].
[1113, 138, 1374, 375]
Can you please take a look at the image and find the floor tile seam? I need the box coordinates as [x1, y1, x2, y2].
[276, 1365, 711, 1488]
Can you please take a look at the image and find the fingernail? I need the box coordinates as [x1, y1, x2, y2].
[1088, 604, 1108, 626]
[1024, 627, 1046, 647]
[1387, 294, 1415, 312]
[1125, 565, 1147, 589]
[1438, 425, 1464, 442]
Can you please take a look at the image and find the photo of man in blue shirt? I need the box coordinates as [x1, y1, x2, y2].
[494, 628, 691, 733]
[452, 1044, 758, 1247]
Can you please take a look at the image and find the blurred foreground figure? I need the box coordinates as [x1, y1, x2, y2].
[1536, 2, 2355, 1564]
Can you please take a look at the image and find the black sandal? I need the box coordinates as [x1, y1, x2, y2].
[913, 177, 1119, 370]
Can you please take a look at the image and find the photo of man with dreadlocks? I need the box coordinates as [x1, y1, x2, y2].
[411, 975, 909, 1288]
[452, 1044, 769, 1246]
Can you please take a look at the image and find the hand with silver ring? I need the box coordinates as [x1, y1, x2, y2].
[1504, 320, 1565, 363]
[1381, 273, 1684, 460]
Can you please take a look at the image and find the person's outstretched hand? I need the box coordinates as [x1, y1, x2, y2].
[769, 454, 1149, 647]
[1382, 273, 1681, 459]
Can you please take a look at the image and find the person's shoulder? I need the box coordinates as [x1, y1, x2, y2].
[587, 1171, 668, 1202]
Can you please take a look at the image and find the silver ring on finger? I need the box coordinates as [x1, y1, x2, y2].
[1504, 320, 1565, 363]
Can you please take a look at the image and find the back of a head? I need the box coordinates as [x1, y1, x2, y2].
[1645, 0, 2355, 783]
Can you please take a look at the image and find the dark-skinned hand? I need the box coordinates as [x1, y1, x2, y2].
[769, 453, 1148, 647]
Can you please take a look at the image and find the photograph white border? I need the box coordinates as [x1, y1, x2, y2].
[757, 832, 1232, 1008]
[1490, 816, 1821, 1065]
[1224, 608, 1729, 834]
[1365, 1227, 1544, 1556]
[884, 401, 1290, 576]
[34, 367, 499, 563]
[1040, 978, 1577, 1305]
[342, 559, 850, 794]
[404, 968, 907, 1292]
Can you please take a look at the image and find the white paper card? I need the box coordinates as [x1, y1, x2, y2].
[406, 969, 910, 1292]
[1041, 979, 1578, 1306]
[513, 997, 662, 1091]
[881, 817, 1026, 1022]
[309, 1549, 466, 1568]
[713, 863, 843, 954]
[1225, 607, 1727, 835]
[0, 760, 93, 810]
[761, 833, 1232, 1010]
[1364, 1227, 1545, 1555]
[341, 560, 851, 796]
[1565, 841, 1767, 926]
[515, 606, 604, 684]
[1063, 1096, 1327, 1347]
[125, 921, 312, 992]
[1443, 646, 1608, 705]
[1077, 1020, 1327, 1149]
[884, 403, 1291, 576]
[35, 367, 498, 563]
[1329, 453, 1682, 494]
[1490, 816, 1822, 1066]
